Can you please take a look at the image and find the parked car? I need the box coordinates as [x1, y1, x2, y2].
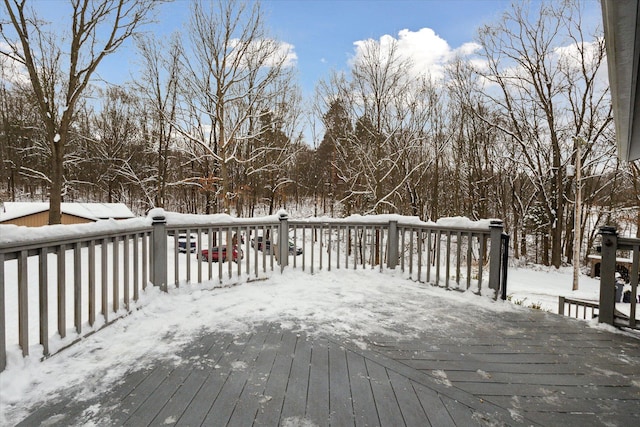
[287, 241, 303, 256]
[200, 246, 243, 262]
[178, 234, 197, 253]
[251, 236, 271, 252]
[251, 236, 302, 255]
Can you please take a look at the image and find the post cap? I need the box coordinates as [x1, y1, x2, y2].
[148, 207, 166, 222]
[277, 209, 289, 220]
[598, 226, 617, 236]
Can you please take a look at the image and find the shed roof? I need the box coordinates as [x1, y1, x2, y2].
[0, 202, 136, 223]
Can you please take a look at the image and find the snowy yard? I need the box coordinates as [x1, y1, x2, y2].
[0, 261, 614, 426]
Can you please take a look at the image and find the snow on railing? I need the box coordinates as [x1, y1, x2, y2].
[0, 210, 506, 372]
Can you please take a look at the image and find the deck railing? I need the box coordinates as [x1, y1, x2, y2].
[0, 221, 152, 373]
[558, 296, 599, 320]
[0, 210, 507, 372]
[598, 227, 640, 329]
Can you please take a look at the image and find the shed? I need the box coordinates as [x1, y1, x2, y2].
[587, 254, 634, 280]
[0, 202, 136, 227]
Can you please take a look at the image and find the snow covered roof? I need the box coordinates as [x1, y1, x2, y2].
[0, 202, 136, 222]
[587, 254, 634, 263]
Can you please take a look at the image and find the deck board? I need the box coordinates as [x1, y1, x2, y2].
[346, 348, 381, 427]
[279, 333, 312, 422]
[387, 369, 430, 427]
[328, 341, 355, 427]
[14, 305, 640, 427]
[151, 333, 234, 425]
[226, 328, 282, 427]
[253, 330, 297, 426]
[365, 358, 406, 426]
[200, 325, 271, 426]
[413, 382, 456, 427]
[306, 338, 330, 426]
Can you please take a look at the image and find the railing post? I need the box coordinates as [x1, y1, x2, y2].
[151, 209, 168, 292]
[500, 233, 510, 301]
[387, 220, 399, 269]
[598, 226, 618, 325]
[0, 252, 5, 372]
[278, 211, 289, 272]
[488, 220, 504, 298]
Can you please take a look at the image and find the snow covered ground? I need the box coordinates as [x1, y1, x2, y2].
[0, 259, 623, 426]
[507, 264, 601, 309]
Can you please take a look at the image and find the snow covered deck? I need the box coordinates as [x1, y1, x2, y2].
[4, 271, 640, 426]
[1, 214, 639, 425]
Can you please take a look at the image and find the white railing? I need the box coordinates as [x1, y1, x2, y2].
[0, 210, 507, 372]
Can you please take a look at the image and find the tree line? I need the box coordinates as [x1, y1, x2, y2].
[1, 0, 638, 268]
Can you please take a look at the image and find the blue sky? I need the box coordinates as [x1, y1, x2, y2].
[259, 0, 512, 94]
[152, 0, 505, 92]
[120, 0, 600, 96]
[33, 0, 603, 102]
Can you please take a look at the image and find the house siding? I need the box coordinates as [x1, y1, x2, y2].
[0, 212, 93, 227]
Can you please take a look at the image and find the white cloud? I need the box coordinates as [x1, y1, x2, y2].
[229, 38, 297, 69]
[0, 42, 30, 86]
[351, 27, 479, 80]
[454, 41, 482, 57]
[273, 40, 297, 68]
[553, 38, 603, 72]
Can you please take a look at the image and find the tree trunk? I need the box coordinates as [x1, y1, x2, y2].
[542, 233, 550, 266]
[48, 133, 64, 225]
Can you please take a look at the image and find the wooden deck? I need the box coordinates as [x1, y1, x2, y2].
[15, 309, 640, 426]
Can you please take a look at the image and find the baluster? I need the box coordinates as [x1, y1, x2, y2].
[18, 250, 28, 356]
[101, 239, 108, 323]
[123, 236, 130, 310]
[39, 247, 49, 356]
[58, 245, 66, 338]
[113, 237, 119, 313]
[88, 241, 96, 325]
[74, 242, 82, 334]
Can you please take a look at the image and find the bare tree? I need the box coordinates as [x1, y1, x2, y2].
[175, 0, 297, 214]
[1, 0, 160, 223]
[0, 60, 44, 201]
[474, 0, 612, 268]
[317, 38, 436, 217]
[90, 86, 140, 203]
[134, 32, 181, 209]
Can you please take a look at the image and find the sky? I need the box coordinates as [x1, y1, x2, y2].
[88, 0, 602, 97]
[8, 0, 606, 90]
[89, 0, 510, 94]
[255, 0, 512, 94]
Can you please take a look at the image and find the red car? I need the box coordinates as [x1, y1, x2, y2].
[200, 246, 243, 263]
